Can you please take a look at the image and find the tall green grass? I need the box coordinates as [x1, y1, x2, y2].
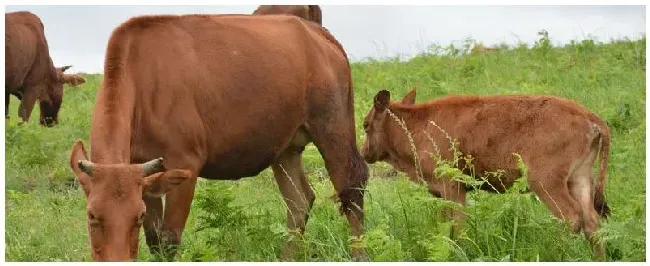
[4, 34, 645, 261]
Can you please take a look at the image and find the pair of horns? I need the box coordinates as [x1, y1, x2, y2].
[77, 157, 164, 177]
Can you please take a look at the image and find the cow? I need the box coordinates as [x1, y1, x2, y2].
[68, 14, 368, 261]
[360, 89, 611, 260]
[253, 5, 322, 25]
[60, 73, 87, 87]
[5, 11, 74, 126]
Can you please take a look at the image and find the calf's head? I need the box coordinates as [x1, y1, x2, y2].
[39, 65, 72, 126]
[361, 89, 417, 163]
[69, 140, 192, 261]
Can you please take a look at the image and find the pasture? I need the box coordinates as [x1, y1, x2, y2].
[4, 34, 646, 261]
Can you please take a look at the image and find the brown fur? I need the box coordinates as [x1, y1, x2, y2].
[61, 73, 86, 87]
[69, 14, 367, 261]
[5, 11, 73, 126]
[253, 5, 323, 25]
[361, 89, 610, 259]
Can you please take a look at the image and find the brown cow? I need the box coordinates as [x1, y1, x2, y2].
[361, 89, 611, 260]
[253, 5, 322, 25]
[61, 73, 86, 87]
[5, 11, 74, 126]
[68, 14, 367, 261]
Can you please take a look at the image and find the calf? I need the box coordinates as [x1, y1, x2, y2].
[361, 89, 611, 259]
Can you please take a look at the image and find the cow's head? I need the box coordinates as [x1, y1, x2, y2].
[69, 140, 192, 261]
[361, 89, 417, 163]
[39, 65, 72, 126]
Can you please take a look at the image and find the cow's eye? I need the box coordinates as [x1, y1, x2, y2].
[88, 212, 101, 226]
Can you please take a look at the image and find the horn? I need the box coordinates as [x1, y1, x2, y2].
[78, 160, 94, 176]
[142, 157, 164, 176]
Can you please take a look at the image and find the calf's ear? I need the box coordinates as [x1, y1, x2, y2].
[143, 169, 193, 197]
[69, 140, 92, 197]
[374, 89, 391, 112]
[401, 89, 417, 105]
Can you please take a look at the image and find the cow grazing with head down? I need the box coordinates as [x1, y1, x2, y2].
[5, 11, 74, 126]
[361, 89, 611, 259]
[69, 14, 368, 261]
[253, 5, 322, 25]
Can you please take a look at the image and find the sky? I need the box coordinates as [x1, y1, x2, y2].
[4, 5, 646, 73]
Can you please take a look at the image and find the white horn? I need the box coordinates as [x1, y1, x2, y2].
[78, 160, 94, 176]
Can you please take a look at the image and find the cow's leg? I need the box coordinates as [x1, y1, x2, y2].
[142, 196, 164, 256]
[528, 167, 583, 234]
[427, 177, 467, 238]
[306, 119, 369, 260]
[17, 86, 40, 123]
[5, 91, 10, 119]
[569, 147, 605, 260]
[157, 176, 198, 260]
[271, 147, 315, 261]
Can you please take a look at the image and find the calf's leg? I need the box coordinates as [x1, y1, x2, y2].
[528, 167, 583, 235]
[427, 177, 467, 238]
[569, 145, 605, 260]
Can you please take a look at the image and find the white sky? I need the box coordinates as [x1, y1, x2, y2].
[4, 5, 646, 73]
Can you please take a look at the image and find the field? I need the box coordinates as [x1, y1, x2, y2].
[4, 34, 646, 262]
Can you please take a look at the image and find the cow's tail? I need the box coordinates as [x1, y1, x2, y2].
[308, 5, 322, 25]
[594, 119, 611, 219]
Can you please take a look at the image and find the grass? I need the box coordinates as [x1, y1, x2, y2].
[4, 34, 646, 261]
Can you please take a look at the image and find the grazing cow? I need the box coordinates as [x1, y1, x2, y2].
[5, 11, 73, 126]
[360, 89, 611, 259]
[253, 5, 322, 25]
[68, 14, 367, 261]
[61, 73, 87, 87]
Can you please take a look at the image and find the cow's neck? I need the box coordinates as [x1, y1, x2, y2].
[384, 108, 427, 175]
[89, 84, 135, 164]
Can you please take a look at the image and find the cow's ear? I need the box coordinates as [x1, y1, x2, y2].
[401, 89, 417, 105]
[143, 169, 193, 197]
[69, 140, 92, 197]
[374, 90, 390, 112]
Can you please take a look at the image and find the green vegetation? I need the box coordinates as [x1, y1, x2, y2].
[5, 34, 645, 261]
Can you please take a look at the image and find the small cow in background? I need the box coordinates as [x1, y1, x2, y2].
[361, 89, 611, 260]
[5, 11, 76, 126]
[253, 5, 322, 25]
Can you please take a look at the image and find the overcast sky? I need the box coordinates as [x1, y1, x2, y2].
[5, 5, 646, 73]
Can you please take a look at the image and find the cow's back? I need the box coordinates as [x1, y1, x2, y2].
[5, 11, 53, 90]
[414, 95, 604, 186]
[94, 14, 350, 178]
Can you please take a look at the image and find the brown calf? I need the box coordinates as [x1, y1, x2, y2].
[253, 5, 322, 25]
[361, 89, 610, 259]
[69, 14, 367, 261]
